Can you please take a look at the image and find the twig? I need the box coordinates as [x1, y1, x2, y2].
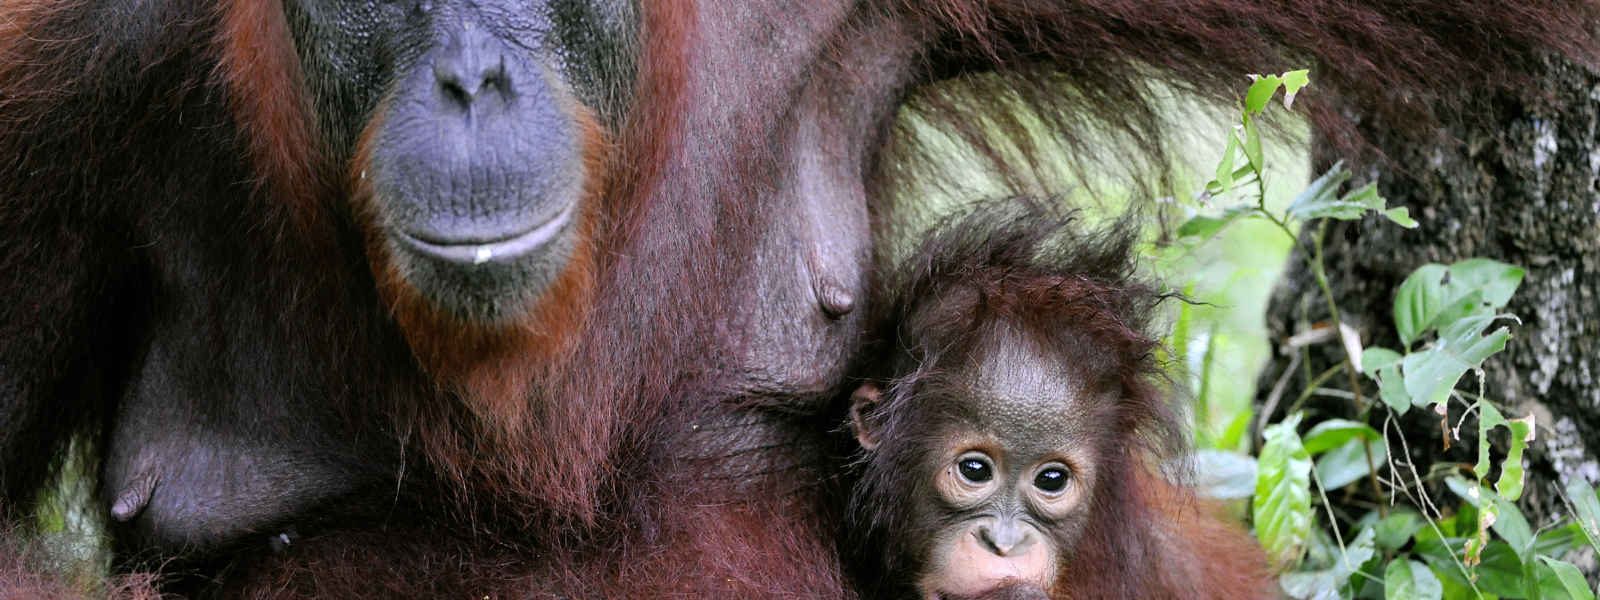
[1256, 350, 1303, 449]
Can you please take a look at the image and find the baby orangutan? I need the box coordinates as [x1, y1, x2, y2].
[842, 202, 1273, 599]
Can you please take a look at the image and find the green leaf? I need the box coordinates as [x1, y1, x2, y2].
[1376, 364, 1411, 415]
[1450, 479, 1536, 563]
[1393, 264, 1449, 347]
[1385, 560, 1443, 600]
[1245, 74, 1284, 114]
[1392, 259, 1524, 348]
[1361, 347, 1403, 374]
[1474, 541, 1529, 597]
[1369, 510, 1424, 552]
[1187, 450, 1259, 500]
[1335, 184, 1417, 228]
[1362, 348, 1411, 414]
[1333, 528, 1377, 583]
[1177, 214, 1232, 240]
[1302, 419, 1382, 455]
[1567, 481, 1600, 555]
[1178, 205, 1256, 239]
[1255, 414, 1313, 568]
[1538, 557, 1597, 600]
[1336, 182, 1384, 216]
[1489, 493, 1535, 559]
[1284, 163, 1352, 222]
[1210, 128, 1242, 193]
[1279, 572, 1339, 600]
[1496, 414, 1533, 501]
[1473, 402, 1508, 480]
[1400, 314, 1511, 408]
[1533, 522, 1588, 558]
[1448, 259, 1525, 310]
[1383, 207, 1419, 228]
[1411, 532, 1478, 593]
[1279, 528, 1375, 600]
[1242, 113, 1264, 173]
[1217, 407, 1254, 453]
[1445, 475, 1483, 507]
[1284, 171, 1412, 226]
[1281, 69, 1311, 108]
[1315, 438, 1386, 491]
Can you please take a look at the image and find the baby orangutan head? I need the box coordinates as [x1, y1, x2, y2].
[843, 202, 1174, 600]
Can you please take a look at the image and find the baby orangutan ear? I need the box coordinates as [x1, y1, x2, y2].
[849, 383, 884, 452]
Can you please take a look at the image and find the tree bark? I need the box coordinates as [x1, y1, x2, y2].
[1261, 56, 1600, 519]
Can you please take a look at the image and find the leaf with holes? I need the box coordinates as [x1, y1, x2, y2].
[1400, 313, 1511, 409]
[1392, 260, 1523, 347]
[1472, 403, 1536, 502]
[1448, 259, 1525, 311]
[1281, 69, 1311, 108]
[1245, 74, 1285, 115]
[1361, 347, 1411, 414]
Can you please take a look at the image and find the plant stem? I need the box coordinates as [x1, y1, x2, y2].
[1306, 221, 1389, 512]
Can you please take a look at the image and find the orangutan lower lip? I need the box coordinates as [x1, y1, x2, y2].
[392, 201, 575, 266]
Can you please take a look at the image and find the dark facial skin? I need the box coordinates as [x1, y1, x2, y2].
[851, 324, 1109, 599]
[286, 0, 633, 320]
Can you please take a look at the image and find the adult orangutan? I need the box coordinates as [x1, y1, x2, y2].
[0, 0, 1592, 596]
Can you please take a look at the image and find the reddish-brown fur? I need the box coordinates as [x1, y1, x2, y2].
[0, 0, 1595, 597]
[351, 105, 605, 421]
[1046, 472, 1275, 599]
[849, 203, 1273, 599]
[202, 0, 1600, 524]
[213, 0, 328, 231]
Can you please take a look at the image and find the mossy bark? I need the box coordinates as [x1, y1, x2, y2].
[1262, 57, 1600, 519]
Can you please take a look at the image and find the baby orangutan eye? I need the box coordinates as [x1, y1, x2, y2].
[1034, 466, 1070, 494]
[957, 455, 993, 483]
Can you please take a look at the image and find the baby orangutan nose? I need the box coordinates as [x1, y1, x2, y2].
[927, 517, 1055, 599]
[978, 521, 1034, 556]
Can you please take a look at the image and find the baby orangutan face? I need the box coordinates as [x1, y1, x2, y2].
[850, 325, 1110, 600]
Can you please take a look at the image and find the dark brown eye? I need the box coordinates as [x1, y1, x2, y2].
[957, 457, 993, 483]
[1034, 467, 1070, 493]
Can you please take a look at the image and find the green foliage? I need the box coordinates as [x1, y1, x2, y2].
[1540, 558, 1597, 600]
[1172, 70, 1598, 600]
[1568, 481, 1600, 555]
[1387, 559, 1445, 600]
[1257, 413, 1315, 568]
[1281, 527, 1376, 599]
[1285, 165, 1416, 228]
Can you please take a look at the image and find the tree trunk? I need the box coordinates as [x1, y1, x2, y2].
[1261, 56, 1600, 520]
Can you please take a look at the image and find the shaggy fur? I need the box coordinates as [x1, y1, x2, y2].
[0, 0, 1594, 597]
[844, 201, 1273, 599]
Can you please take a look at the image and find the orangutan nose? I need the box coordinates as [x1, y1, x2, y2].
[978, 521, 1034, 556]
